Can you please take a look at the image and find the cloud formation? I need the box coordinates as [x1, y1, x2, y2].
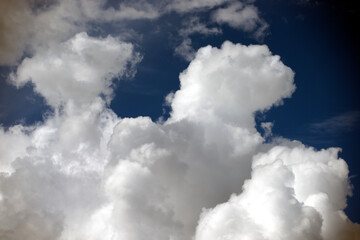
[174, 38, 197, 61]
[170, 42, 295, 126]
[10, 32, 140, 108]
[173, 1, 269, 61]
[0, 0, 156, 65]
[310, 111, 360, 135]
[196, 145, 360, 240]
[0, 0, 269, 65]
[0, 0, 36, 65]
[1, 33, 359, 240]
[166, 0, 232, 13]
[212, 1, 269, 39]
[175, 17, 222, 61]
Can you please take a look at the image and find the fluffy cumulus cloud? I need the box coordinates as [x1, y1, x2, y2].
[196, 145, 360, 240]
[1, 30, 359, 240]
[170, 42, 295, 127]
[10, 32, 140, 108]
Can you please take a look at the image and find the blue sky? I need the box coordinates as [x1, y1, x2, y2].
[0, 0, 359, 239]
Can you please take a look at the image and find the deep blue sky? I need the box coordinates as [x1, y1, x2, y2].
[0, 0, 359, 222]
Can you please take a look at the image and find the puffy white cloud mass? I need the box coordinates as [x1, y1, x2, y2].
[10, 32, 140, 108]
[0, 39, 359, 240]
[196, 145, 360, 240]
[169, 42, 295, 127]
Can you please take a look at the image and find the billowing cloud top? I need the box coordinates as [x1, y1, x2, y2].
[10, 32, 140, 108]
[170, 42, 295, 127]
[0, 1, 359, 240]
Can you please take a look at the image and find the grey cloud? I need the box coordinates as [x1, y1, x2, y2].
[166, 0, 232, 13]
[175, 17, 222, 61]
[0, 0, 34, 65]
[211, 1, 269, 40]
[261, 121, 274, 138]
[179, 17, 222, 37]
[0, 0, 156, 66]
[174, 38, 196, 61]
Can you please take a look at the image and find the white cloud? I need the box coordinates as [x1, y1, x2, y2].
[169, 41, 295, 128]
[212, 2, 269, 39]
[0, 125, 31, 173]
[1, 39, 359, 240]
[10, 32, 140, 108]
[195, 145, 360, 240]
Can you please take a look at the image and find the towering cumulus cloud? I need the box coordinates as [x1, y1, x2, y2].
[196, 146, 360, 240]
[0, 37, 359, 240]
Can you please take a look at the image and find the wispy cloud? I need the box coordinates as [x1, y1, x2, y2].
[310, 111, 360, 135]
[175, 17, 222, 61]
[211, 1, 269, 40]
